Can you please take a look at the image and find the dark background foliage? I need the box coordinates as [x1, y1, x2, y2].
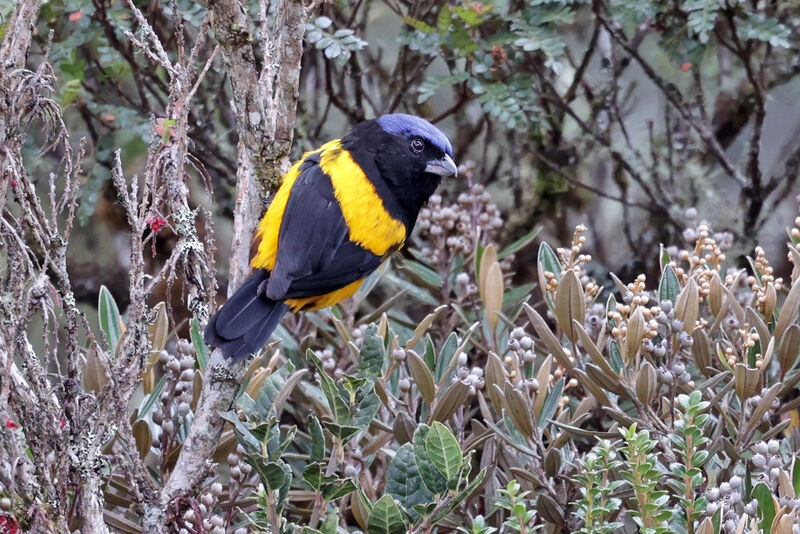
[6, 1, 800, 533]
[12, 0, 800, 316]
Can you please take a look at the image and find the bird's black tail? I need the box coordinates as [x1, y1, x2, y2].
[204, 270, 289, 362]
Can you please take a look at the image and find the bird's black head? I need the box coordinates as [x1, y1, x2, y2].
[376, 113, 457, 182]
[343, 113, 457, 230]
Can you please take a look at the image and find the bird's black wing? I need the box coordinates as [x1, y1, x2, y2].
[265, 157, 382, 301]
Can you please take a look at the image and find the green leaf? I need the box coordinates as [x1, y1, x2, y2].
[189, 318, 209, 371]
[437, 5, 452, 30]
[322, 479, 357, 500]
[320, 508, 339, 534]
[367, 495, 408, 534]
[322, 422, 360, 442]
[272, 426, 297, 460]
[98, 285, 122, 355]
[606, 294, 618, 329]
[741, 13, 790, 48]
[452, 6, 484, 26]
[303, 462, 337, 491]
[386, 443, 434, 519]
[220, 410, 262, 452]
[413, 503, 436, 518]
[609, 340, 624, 374]
[310, 416, 325, 462]
[137, 375, 167, 421]
[413, 425, 447, 495]
[403, 16, 436, 34]
[59, 50, 86, 79]
[793, 456, 800, 497]
[429, 467, 489, 525]
[744, 462, 752, 502]
[499, 225, 541, 260]
[659, 244, 671, 269]
[435, 332, 459, 384]
[417, 71, 470, 104]
[307, 349, 351, 424]
[401, 259, 443, 288]
[537, 377, 564, 428]
[658, 265, 680, 304]
[686, 0, 720, 44]
[537, 242, 561, 308]
[384, 272, 439, 306]
[60, 78, 83, 107]
[358, 324, 385, 378]
[751, 482, 776, 532]
[503, 282, 537, 313]
[423, 335, 436, 370]
[340, 375, 369, 402]
[425, 421, 463, 482]
[351, 386, 381, 433]
[357, 486, 374, 515]
[244, 370, 283, 419]
[247, 455, 288, 492]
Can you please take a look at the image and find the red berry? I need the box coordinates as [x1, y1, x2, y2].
[0, 515, 19, 533]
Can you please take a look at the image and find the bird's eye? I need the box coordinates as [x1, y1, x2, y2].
[410, 138, 425, 153]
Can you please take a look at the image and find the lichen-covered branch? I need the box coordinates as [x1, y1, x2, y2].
[160, 0, 309, 516]
[0, 0, 42, 215]
[204, 0, 307, 290]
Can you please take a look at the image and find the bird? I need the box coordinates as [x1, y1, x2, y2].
[205, 114, 457, 361]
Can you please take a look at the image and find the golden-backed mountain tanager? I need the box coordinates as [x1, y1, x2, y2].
[205, 114, 457, 361]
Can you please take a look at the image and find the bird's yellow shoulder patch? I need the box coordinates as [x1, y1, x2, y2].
[319, 140, 406, 255]
[250, 144, 329, 270]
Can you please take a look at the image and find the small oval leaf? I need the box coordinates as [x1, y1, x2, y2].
[407, 350, 436, 405]
[554, 270, 585, 343]
[425, 421, 463, 482]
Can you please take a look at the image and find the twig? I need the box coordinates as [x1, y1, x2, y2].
[593, 0, 748, 188]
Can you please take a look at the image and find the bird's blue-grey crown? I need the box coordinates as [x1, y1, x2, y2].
[377, 113, 454, 157]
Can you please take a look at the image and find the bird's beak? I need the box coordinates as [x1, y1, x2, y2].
[425, 154, 458, 178]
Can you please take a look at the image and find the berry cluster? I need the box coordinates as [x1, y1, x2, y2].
[749, 246, 782, 317]
[416, 173, 506, 268]
[153, 340, 197, 443]
[176, 481, 239, 534]
[640, 300, 694, 387]
[542, 225, 598, 299]
[454, 353, 486, 396]
[668, 212, 733, 298]
[704, 440, 800, 533]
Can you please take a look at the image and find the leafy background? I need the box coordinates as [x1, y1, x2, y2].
[5, 0, 800, 533]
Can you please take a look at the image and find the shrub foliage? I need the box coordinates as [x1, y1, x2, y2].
[5, 0, 800, 533]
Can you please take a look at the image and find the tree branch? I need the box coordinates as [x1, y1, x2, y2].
[158, 0, 309, 523]
[593, 0, 748, 188]
[203, 0, 308, 291]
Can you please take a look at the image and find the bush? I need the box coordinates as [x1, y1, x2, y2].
[5, 1, 800, 533]
[210, 209, 800, 533]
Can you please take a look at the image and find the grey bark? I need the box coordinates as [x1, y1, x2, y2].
[157, 0, 308, 525]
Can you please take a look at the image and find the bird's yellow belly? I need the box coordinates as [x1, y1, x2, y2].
[284, 278, 364, 312]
